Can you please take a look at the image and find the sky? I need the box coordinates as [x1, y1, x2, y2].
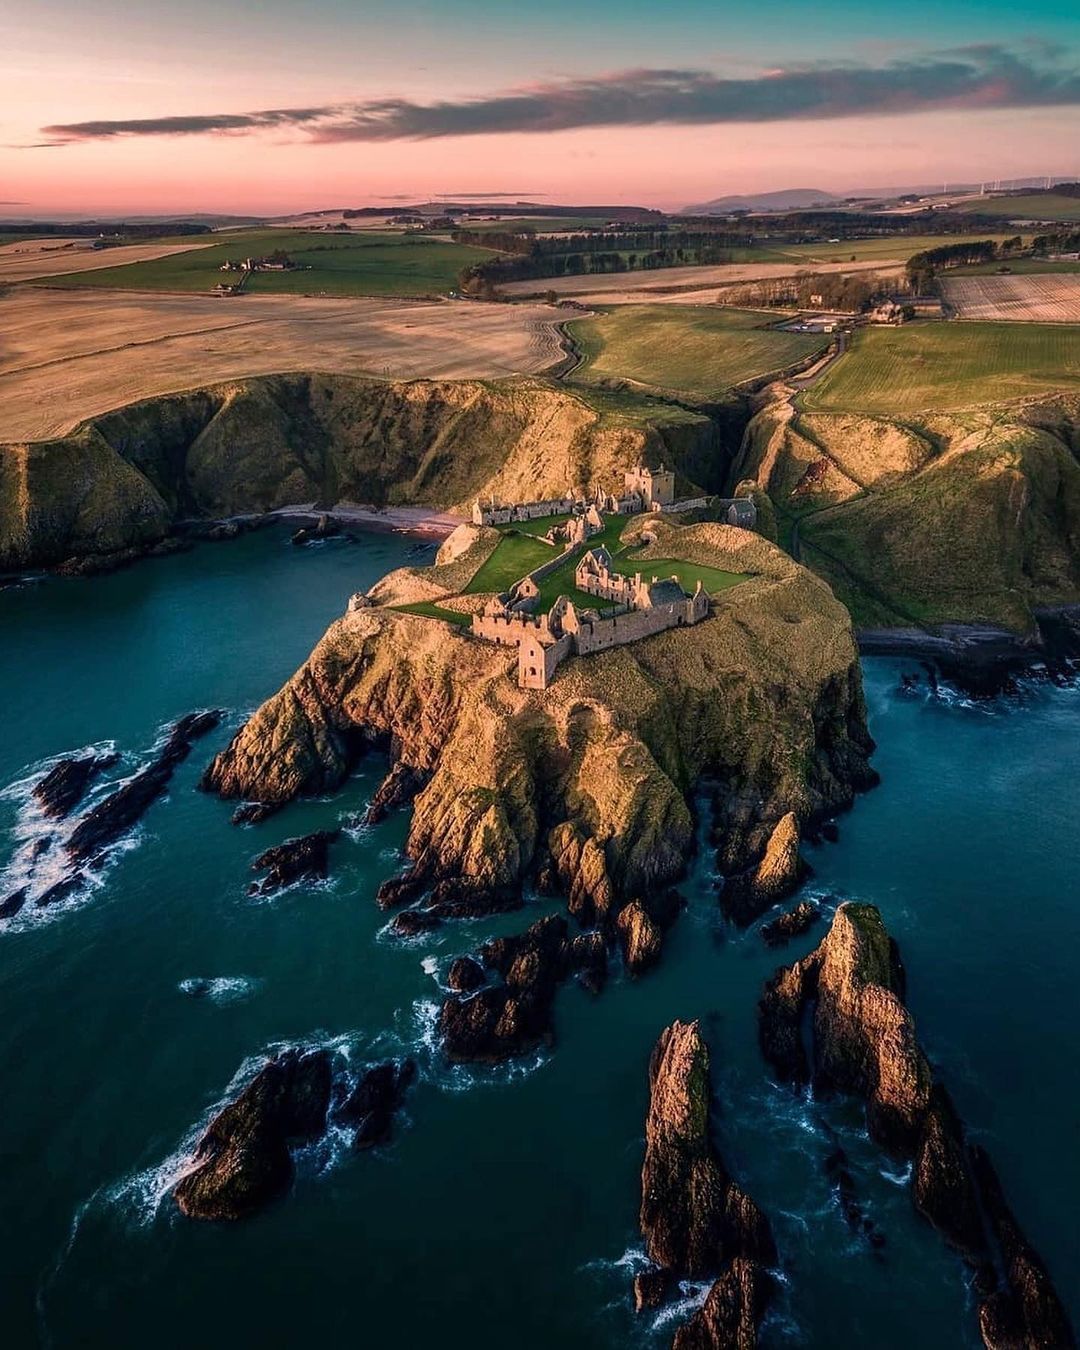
[3, 0, 1080, 216]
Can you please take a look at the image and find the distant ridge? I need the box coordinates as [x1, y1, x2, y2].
[684, 188, 839, 214]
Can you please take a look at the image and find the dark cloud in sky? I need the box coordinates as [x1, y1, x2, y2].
[40, 45, 1080, 145]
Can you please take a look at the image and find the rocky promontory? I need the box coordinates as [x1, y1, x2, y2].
[203, 521, 875, 938]
[759, 903, 1074, 1350]
[637, 1020, 776, 1347]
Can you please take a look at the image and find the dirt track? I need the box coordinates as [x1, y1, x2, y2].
[0, 288, 568, 442]
[499, 258, 903, 304]
[0, 237, 215, 282]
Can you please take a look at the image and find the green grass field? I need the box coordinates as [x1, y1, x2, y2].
[780, 233, 1024, 264]
[619, 558, 746, 595]
[40, 229, 497, 297]
[570, 305, 828, 400]
[950, 194, 1080, 223]
[801, 322, 1080, 414]
[463, 532, 558, 595]
[949, 258, 1080, 275]
[391, 601, 472, 626]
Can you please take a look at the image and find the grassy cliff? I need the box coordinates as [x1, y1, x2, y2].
[734, 392, 1080, 630]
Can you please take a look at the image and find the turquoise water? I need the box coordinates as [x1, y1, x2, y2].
[1, 529, 1077, 1349]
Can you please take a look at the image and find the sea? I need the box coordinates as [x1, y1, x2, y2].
[1, 525, 1076, 1348]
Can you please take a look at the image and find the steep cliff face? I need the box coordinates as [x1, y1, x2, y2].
[759, 903, 1074, 1350]
[735, 392, 1080, 632]
[0, 373, 721, 569]
[203, 525, 874, 920]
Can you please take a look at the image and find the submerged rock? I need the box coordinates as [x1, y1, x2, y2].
[759, 903, 1074, 1350]
[249, 828, 341, 896]
[66, 711, 222, 864]
[173, 1048, 332, 1221]
[760, 899, 820, 948]
[33, 752, 119, 819]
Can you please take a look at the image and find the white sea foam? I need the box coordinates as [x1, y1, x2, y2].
[177, 975, 261, 1005]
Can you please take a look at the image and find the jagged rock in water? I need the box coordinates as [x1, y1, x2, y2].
[445, 956, 485, 993]
[760, 899, 820, 948]
[672, 1257, 773, 1350]
[390, 909, 442, 937]
[0, 888, 28, 919]
[249, 828, 340, 896]
[363, 761, 430, 826]
[632, 1267, 674, 1313]
[438, 915, 569, 1063]
[173, 1048, 332, 1220]
[565, 931, 607, 995]
[721, 813, 809, 926]
[641, 1020, 776, 1277]
[637, 1020, 776, 1348]
[34, 873, 87, 909]
[971, 1145, 1076, 1350]
[291, 514, 342, 547]
[52, 537, 188, 577]
[334, 1058, 416, 1150]
[232, 801, 278, 825]
[419, 877, 524, 921]
[376, 869, 425, 911]
[33, 752, 119, 819]
[617, 899, 662, 976]
[758, 903, 1074, 1350]
[66, 711, 222, 863]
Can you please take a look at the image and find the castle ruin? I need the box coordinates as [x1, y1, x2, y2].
[471, 546, 709, 690]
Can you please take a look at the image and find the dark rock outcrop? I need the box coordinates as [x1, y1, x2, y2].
[390, 908, 442, 937]
[438, 914, 570, 1063]
[636, 1020, 776, 1348]
[173, 1048, 332, 1220]
[363, 761, 430, 826]
[66, 711, 222, 864]
[33, 752, 119, 819]
[672, 1257, 773, 1350]
[249, 828, 340, 896]
[617, 899, 662, 976]
[759, 903, 1074, 1350]
[760, 898, 820, 947]
[334, 1058, 416, 1150]
[0, 887, 28, 919]
[446, 956, 485, 993]
[721, 812, 809, 926]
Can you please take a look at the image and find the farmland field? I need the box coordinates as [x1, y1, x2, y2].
[948, 193, 1080, 222]
[942, 274, 1080, 322]
[0, 287, 565, 441]
[39, 229, 497, 297]
[781, 232, 1023, 263]
[0, 236, 216, 283]
[801, 322, 1080, 414]
[570, 305, 829, 398]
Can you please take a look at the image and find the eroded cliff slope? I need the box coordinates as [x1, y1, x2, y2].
[0, 373, 721, 569]
[734, 391, 1080, 633]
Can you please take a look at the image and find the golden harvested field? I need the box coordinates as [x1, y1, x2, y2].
[0, 288, 567, 441]
[942, 274, 1080, 323]
[0, 236, 215, 282]
[500, 258, 902, 304]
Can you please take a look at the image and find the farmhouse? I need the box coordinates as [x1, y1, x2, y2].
[471, 546, 709, 689]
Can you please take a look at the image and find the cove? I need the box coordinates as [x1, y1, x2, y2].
[0, 528, 1076, 1349]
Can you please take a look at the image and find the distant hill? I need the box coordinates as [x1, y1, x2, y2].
[684, 188, 840, 214]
